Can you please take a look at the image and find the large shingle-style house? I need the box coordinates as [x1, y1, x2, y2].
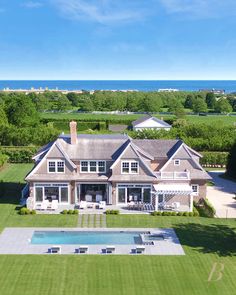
[25, 121, 210, 212]
[132, 115, 172, 131]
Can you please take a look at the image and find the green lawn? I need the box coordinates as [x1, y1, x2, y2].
[0, 164, 235, 295]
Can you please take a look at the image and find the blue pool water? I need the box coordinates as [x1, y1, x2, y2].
[31, 231, 143, 245]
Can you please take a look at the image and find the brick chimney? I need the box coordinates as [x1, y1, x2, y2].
[70, 121, 78, 145]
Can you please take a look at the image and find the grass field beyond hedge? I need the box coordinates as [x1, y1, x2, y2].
[0, 164, 235, 295]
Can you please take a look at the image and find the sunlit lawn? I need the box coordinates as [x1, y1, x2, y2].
[0, 164, 235, 295]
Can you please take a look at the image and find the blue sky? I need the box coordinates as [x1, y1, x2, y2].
[0, 0, 236, 80]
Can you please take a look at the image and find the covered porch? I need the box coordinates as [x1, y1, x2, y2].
[152, 184, 193, 212]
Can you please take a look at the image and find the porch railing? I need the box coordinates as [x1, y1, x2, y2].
[155, 171, 190, 180]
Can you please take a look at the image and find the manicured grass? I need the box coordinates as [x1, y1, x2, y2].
[0, 164, 235, 295]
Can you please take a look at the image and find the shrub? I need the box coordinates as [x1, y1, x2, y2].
[183, 212, 189, 216]
[195, 198, 216, 217]
[30, 210, 36, 215]
[105, 209, 119, 215]
[73, 209, 79, 215]
[188, 212, 194, 217]
[0, 153, 8, 168]
[171, 211, 177, 216]
[177, 212, 184, 216]
[19, 207, 31, 215]
[0, 146, 38, 163]
[61, 210, 68, 214]
[68, 209, 74, 214]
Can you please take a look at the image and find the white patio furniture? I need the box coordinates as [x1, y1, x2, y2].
[172, 202, 180, 210]
[85, 194, 92, 202]
[50, 246, 61, 254]
[51, 200, 59, 210]
[96, 194, 103, 202]
[105, 245, 115, 254]
[77, 246, 89, 254]
[98, 201, 106, 209]
[135, 246, 145, 254]
[79, 201, 87, 209]
[40, 201, 48, 210]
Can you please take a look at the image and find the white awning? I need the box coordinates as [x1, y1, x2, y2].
[153, 184, 192, 195]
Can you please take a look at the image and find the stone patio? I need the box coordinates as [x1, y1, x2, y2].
[0, 228, 185, 255]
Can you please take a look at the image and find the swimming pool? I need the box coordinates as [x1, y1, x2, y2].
[31, 231, 146, 245]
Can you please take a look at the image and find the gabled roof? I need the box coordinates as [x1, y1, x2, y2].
[132, 115, 171, 128]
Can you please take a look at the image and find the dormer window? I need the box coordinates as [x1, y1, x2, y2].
[122, 161, 139, 174]
[48, 160, 65, 173]
[174, 159, 180, 166]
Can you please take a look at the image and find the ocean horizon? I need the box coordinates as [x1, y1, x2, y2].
[1, 80, 236, 93]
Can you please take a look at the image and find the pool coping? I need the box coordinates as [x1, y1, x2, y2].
[0, 228, 185, 255]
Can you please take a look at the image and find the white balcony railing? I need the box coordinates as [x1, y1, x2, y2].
[155, 171, 190, 180]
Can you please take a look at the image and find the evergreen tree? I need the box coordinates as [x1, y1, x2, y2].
[226, 141, 236, 178]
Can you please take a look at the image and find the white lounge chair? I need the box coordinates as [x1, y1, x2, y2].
[85, 194, 92, 202]
[50, 246, 61, 254]
[40, 201, 48, 210]
[51, 200, 59, 210]
[135, 246, 145, 254]
[172, 202, 180, 210]
[98, 201, 106, 209]
[77, 246, 89, 254]
[79, 201, 87, 209]
[105, 245, 115, 254]
[96, 194, 103, 202]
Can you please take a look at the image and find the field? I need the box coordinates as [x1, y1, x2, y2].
[0, 164, 235, 295]
[40, 112, 236, 127]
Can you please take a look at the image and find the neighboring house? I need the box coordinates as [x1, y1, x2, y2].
[132, 115, 171, 131]
[25, 121, 210, 212]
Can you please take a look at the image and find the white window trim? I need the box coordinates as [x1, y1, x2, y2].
[191, 184, 199, 196]
[47, 160, 65, 174]
[80, 160, 106, 173]
[174, 159, 180, 166]
[121, 161, 139, 174]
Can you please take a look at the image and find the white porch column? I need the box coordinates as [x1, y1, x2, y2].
[155, 194, 159, 211]
[190, 193, 193, 212]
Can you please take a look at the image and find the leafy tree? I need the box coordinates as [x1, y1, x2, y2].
[192, 97, 208, 113]
[205, 92, 216, 109]
[215, 98, 232, 113]
[5, 93, 39, 127]
[0, 105, 8, 126]
[67, 92, 80, 107]
[168, 99, 184, 113]
[55, 95, 71, 111]
[141, 94, 163, 112]
[184, 94, 195, 109]
[226, 141, 236, 178]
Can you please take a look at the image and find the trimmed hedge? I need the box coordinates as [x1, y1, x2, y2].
[105, 209, 120, 215]
[61, 209, 79, 215]
[0, 146, 38, 163]
[151, 211, 199, 217]
[19, 207, 36, 215]
[200, 151, 228, 167]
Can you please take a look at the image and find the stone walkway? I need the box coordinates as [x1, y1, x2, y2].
[77, 214, 106, 228]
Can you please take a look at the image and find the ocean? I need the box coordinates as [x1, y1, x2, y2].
[0, 80, 236, 93]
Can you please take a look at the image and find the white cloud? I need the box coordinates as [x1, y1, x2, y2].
[22, 1, 43, 9]
[51, 0, 147, 24]
[159, 0, 236, 18]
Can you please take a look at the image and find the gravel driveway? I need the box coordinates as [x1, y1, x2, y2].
[207, 171, 236, 218]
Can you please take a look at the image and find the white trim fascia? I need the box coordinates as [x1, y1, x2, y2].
[110, 140, 131, 169]
[160, 141, 183, 172]
[25, 140, 58, 181]
[184, 144, 202, 158]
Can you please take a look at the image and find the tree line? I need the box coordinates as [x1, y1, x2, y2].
[0, 90, 235, 115]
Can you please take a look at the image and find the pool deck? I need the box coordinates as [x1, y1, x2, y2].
[0, 228, 185, 256]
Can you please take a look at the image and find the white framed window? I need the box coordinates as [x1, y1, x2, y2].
[81, 161, 88, 172]
[80, 161, 106, 173]
[121, 161, 139, 174]
[57, 161, 65, 173]
[48, 160, 65, 173]
[174, 159, 180, 166]
[191, 184, 199, 196]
